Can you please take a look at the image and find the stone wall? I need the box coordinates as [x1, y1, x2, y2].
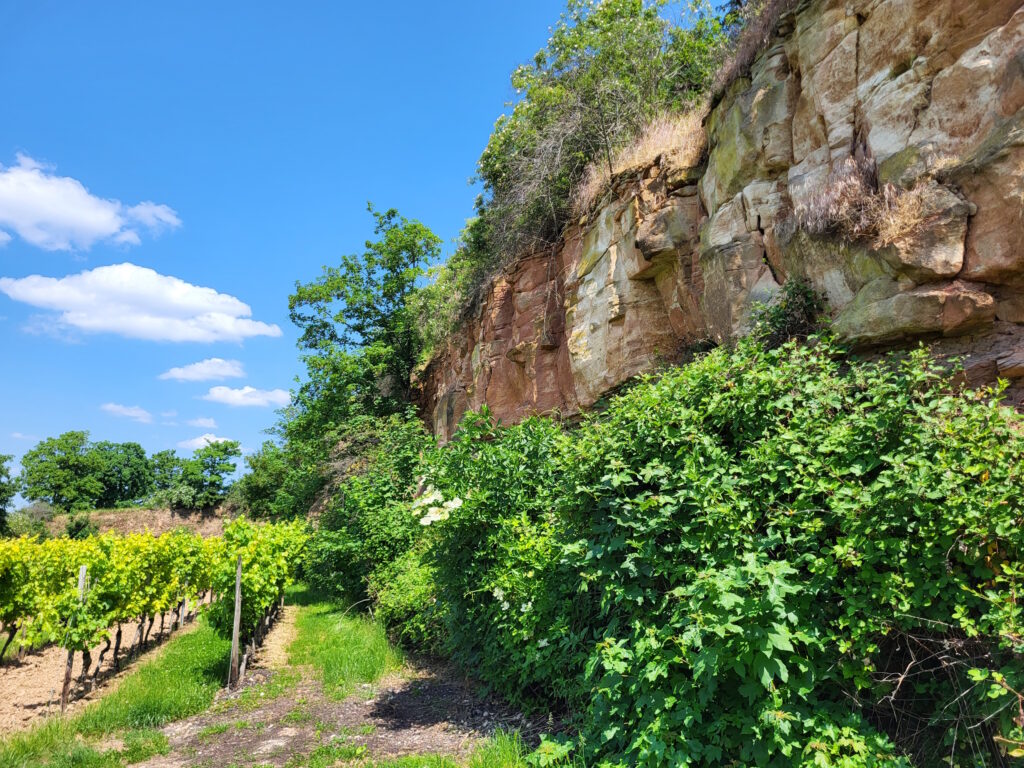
[417, 0, 1024, 439]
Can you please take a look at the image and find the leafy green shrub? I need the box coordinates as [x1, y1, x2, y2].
[369, 547, 447, 654]
[559, 339, 1023, 765]
[306, 413, 433, 598]
[423, 412, 593, 709]
[399, 339, 1024, 766]
[64, 511, 98, 540]
[749, 277, 824, 349]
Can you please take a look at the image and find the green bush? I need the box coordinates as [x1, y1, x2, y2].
[749, 278, 825, 349]
[369, 547, 447, 654]
[64, 511, 98, 540]
[423, 413, 593, 708]
[306, 413, 433, 599]
[407, 338, 1024, 766]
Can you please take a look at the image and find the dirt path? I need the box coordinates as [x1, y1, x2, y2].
[138, 606, 538, 767]
[0, 608, 203, 735]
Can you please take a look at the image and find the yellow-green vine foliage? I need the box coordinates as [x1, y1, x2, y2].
[0, 520, 307, 656]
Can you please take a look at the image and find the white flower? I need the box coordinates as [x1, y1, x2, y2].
[419, 506, 450, 526]
[501, 600, 510, 611]
[412, 486, 443, 511]
[493, 587, 505, 601]
[442, 497, 463, 511]
[520, 601, 533, 613]
[537, 638, 549, 648]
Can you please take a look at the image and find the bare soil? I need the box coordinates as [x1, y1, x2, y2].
[0, 610, 203, 735]
[137, 606, 543, 767]
[47, 508, 229, 538]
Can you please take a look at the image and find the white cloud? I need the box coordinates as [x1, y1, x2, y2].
[187, 417, 217, 428]
[177, 433, 231, 451]
[0, 231, 10, 246]
[202, 385, 289, 408]
[159, 357, 245, 382]
[101, 402, 153, 423]
[161, 410, 178, 418]
[10, 431, 36, 441]
[0, 263, 282, 342]
[0, 154, 180, 251]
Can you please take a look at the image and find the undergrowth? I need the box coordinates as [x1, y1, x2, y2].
[311, 337, 1024, 767]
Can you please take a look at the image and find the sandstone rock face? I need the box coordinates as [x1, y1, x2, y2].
[419, 0, 1024, 439]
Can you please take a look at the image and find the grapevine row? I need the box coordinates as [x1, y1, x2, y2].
[0, 519, 307, 683]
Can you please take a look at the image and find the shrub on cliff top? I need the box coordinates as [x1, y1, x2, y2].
[408, 338, 1024, 766]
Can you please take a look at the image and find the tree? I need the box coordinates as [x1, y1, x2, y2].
[477, 0, 726, 262]
[90, 441, 154, 508]
[171, 440, 242, 510]
[0, 455, 17, 534]
[150, 449, 183, 492]
[288, 204, 441, 408]
[19, 432, 103, 512]
[231, 441, 290, 518]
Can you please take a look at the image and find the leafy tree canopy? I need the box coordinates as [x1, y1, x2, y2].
[0, 454, 17, 533]
[91, 441, 153, 508]
[289, 204, 440, 405]
[169, 440, 242, 510]
[19, 431, 104, 513]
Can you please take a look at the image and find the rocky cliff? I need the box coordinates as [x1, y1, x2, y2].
[418, 0, 1024, 439]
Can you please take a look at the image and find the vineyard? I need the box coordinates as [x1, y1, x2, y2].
[0, 519, 307, 709]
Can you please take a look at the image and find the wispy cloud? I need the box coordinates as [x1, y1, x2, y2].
[0, 154, 180, 251]
[187, 417, 217, 428]
[0, 263, 282, 343]
[100, 402, 153, 423]
[177, 433, 231, 451]
[10, 431, 36, 441]
[159, 357, 245, 382]
[202, 385, 289, 408]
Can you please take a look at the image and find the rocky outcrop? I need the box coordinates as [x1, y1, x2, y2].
[418, 0, 1024, 439]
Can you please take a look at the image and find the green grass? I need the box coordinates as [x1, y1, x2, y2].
[362, 732, 532, 768]
[287, 585, 403, 700]
[213, 668, 300, 714]
[197, 723, 230, 741]
[0, 620, 230, 768]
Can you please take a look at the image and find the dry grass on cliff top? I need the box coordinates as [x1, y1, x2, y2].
[574, 108, 707, 215]
[713, 0, 799, 99]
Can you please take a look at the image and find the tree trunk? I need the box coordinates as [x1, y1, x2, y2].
[0, 624, 18, 661]
[112, 624, 123, 670]
[60, 647, 75, 713]
[133, 618, 145, 656]
[77, 648, 92, 687]
[143, 615, 155, 646]
[92, 636, 111, 687]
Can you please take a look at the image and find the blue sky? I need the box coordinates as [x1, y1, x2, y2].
[0, 0, 567, 471]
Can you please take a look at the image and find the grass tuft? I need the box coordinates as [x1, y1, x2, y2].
[288, 594, 403, 700]
[574, 109, 706, 215]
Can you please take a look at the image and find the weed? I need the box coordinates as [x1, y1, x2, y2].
[197, 723, 230, 741]
[119, 729, 169, 763]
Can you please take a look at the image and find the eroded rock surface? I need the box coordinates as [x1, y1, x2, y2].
[419, 0, 1024, 439]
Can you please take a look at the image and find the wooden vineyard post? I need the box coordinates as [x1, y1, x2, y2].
[227, 555, 242, 688]
[60, 565, 87, 713]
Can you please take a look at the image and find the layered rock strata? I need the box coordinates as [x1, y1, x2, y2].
[418, 0, 1024, 438]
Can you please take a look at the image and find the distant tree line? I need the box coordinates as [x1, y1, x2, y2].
[0, 432, 241, 534]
